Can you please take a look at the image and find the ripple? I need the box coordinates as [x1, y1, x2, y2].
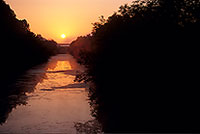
[52, 83, 87, 89]
[40, 88, 55, 91]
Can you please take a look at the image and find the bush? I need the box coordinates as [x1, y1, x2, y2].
[73, 0, 200, 132]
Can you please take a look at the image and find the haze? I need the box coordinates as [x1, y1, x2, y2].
[5, 0, 131, 43]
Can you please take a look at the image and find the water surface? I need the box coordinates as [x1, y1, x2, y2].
[0, 54, 94, 133]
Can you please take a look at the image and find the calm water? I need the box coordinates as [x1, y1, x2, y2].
[0, 54, 97, 134]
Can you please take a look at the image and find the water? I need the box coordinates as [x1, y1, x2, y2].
[0, 54, 96, 134]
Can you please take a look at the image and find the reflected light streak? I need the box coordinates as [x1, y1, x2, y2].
[47, 61, 72, 71]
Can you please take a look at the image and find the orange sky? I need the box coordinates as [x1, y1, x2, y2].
[5, 0, 131, 43]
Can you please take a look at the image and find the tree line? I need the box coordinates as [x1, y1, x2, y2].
[69, 0, 200, 132]
[0, 0, 60, 91]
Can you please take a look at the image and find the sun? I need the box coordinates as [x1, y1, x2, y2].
[61, 34, 66, 39]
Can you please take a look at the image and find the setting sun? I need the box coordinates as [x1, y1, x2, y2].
[61, 34, 66, 39]
[5, 0, 131, 43]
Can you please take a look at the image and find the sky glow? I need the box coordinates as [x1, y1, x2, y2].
[5, 0, 131, 43]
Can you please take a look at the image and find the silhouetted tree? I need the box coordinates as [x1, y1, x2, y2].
[0, 0, 59, 92]
[72, 0, 200, 132]
[69, 35, 93, 60]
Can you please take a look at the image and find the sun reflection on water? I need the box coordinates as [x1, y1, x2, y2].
[35, 56, 80, 92]
[47, 61, 72, 71]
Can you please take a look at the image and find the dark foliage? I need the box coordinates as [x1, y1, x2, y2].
[72, 0, 200, 132]
[0, 0, 58, 93]
[69, 35, 93, 60]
